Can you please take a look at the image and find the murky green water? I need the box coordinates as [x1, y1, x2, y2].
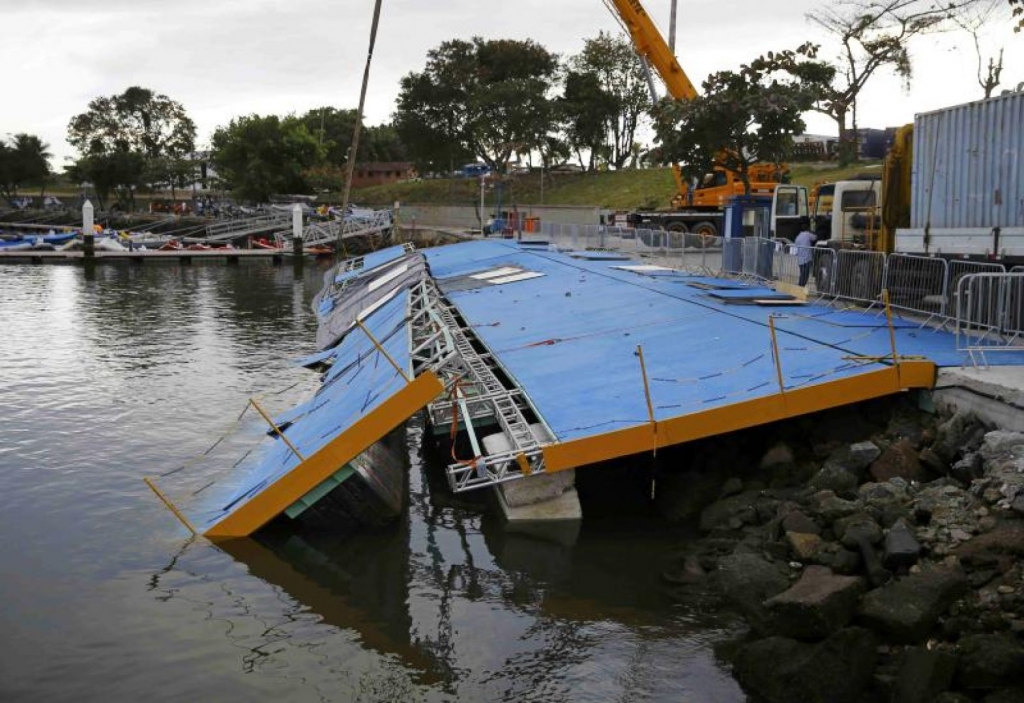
[0, 259, 745, 701]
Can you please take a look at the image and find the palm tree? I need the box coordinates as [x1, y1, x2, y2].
[13, 134, 52, 201]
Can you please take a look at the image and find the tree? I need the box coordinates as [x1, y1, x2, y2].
[299, 107, 408, 166]
[394, 66, 474, 175]
[565, 32, 653, 169]
[142, 155, 198, 201]
[0, 134, 51, 205]
[67, 86, 196, 209]
[1011, 0, 1023, 30]
[807, 0, 986, 164]
[299, 107, 357, 165]
[67, 151, 145, 211]
[394, 37, 559, 173]
[654, 50, 830, 195]
[210, 114, 323, 202]
[952, 0, 1012, 98]
[362, 124, 407, 163]
[559, 71, 617, 170]
[68, 86, 196, 159]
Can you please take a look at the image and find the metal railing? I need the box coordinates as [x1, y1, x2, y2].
[948, 260, 1006, 320]
[297, 209, 393, 248]
[833, 250, 887, 307]
[955, 273, 1024, 355]
[770, 242, 837, 297]
[539, 221, 1024, 338]
[882, 253, 949, 320]
[205, 212, 292, 241]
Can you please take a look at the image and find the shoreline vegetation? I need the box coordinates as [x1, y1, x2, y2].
[6, 162, 878, 214]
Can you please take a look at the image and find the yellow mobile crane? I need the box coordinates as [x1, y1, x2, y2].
[606, 0, 790, 237]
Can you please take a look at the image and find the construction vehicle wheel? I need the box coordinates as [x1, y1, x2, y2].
[665, 222, 688, 247]
[691, 221, 718, 238]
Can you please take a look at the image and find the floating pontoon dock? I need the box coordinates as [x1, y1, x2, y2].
[177, 239, 1024, 540]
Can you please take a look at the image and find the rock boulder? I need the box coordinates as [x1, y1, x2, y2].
[858, 564, 968, 643]
[765, 566, 865, 640]
[733, 627, 878, 703]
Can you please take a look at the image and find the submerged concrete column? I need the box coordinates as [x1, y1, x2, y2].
[82, 200, 95, 258]
[291, 203, 304, 262]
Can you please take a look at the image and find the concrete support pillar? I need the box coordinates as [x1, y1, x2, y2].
[82, 200, 95, 258]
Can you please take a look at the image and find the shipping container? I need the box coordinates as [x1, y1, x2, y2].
[910, 91, 1023, 231]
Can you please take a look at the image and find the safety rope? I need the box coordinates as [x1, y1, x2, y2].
[446, 376, 483, 471]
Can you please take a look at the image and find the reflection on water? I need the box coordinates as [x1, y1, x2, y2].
[0, 260, 745, 702]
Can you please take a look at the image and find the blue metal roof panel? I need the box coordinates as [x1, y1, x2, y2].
[421, 242, 1023, 445]
[190, 290, 413, 530]
[333, 244, 410, 284]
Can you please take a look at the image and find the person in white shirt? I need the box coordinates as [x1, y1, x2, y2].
[795, 217, 816, 286]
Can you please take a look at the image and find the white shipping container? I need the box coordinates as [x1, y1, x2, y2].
[911, 91, 1023, 231]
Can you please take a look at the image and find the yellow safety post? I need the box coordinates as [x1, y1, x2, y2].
[250, 398, 307, 462]
[515, 453, 533, 476]
[143, 476, 198, 536]
[882, 289, 901, 384]
[356, 319, 411, 383]
[768, 315, 786, 395]
[636, 345, 658, 457]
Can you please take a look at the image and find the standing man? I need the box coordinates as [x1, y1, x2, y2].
[795, 217, 816, 287]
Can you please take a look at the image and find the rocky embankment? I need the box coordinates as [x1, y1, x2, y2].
[662, 399, 1024, 702]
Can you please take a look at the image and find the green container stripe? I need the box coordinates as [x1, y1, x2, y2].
[285, 464, 357, 519]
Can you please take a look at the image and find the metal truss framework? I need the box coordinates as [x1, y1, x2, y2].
[407, 278, 550, 493]
[298, 210, 394, 248]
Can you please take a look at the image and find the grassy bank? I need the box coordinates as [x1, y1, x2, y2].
[347, 161, 882, 210]
[11, 161, 883, 214]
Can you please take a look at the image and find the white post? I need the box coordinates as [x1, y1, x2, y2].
[291, 203, 304, 258]
[82, 199, 95, 257]
[292, 203, 303, 240]
[82, 199, 94, 234]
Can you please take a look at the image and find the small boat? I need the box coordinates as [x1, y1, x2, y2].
[251, 237, 281, 250]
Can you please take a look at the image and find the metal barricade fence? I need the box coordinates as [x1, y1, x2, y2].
[540, 222, 572, 249]
[691, 234, 721, 275]
[538, 221, 1024, 328]
[948, 260, 1006, 318]
[769, 242, 837, 296]
[635, 228, 686, 270]
[834, 250, 887, 306]
[721, 238, 744, 275]
[741, 238, 759, 277]
[955, 273, 1024, 351]
[882, 253, 949, 318]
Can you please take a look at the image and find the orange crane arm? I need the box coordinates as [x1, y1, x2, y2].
[605, 0, 698, 101]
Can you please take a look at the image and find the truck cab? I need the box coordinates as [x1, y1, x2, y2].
[811, 178, 883, 250]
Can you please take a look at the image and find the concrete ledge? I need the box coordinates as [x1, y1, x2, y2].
[931, 368, 1024, 432]
[493, 485, 582, 546]
[496, 484, 582, 522]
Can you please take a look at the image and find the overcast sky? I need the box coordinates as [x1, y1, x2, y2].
[3, 0, 1020, 167]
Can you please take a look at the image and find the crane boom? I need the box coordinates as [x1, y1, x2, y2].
[605, 0, 697, 101]
[604, 0, 791, 236]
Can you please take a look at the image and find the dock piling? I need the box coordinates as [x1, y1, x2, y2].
[82, 200, 95, 259]
[292, 204, 304, 263]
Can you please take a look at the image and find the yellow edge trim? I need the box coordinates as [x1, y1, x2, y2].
[542, 361, 936, 473]
[205, 371, 444, 540]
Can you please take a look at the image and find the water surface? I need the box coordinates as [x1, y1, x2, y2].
[0, 259, 745, 701]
